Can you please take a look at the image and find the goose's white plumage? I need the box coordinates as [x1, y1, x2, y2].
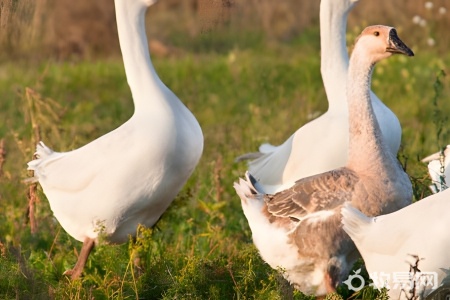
[239, 0, 402, 194]
[234, 26, 413, 296]
[342, 190, 450, 299]
[27, 0, 203, 279]
[421, 145, 450, 193]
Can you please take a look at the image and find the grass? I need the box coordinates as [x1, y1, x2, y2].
[0, 28, 449, 299]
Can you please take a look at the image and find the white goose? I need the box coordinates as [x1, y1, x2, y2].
[421, 145, 450, 193]
[234, 25, 413, 296]
[238, 0, 402, 194]
[27, 0, 203, 279]
[342, 189, 450, 299]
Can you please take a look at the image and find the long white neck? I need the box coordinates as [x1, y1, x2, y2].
[346, 49, 394, 172]
[114, 0, 163, 112]
[320, 0, 354, 112]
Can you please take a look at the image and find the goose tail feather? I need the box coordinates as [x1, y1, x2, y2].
[235, 152, 264, 162]
[233, 171, 265, 205]
[26, 141, 54, 183]
[258, 143, 277, 154]
[341, 203, 372, 244]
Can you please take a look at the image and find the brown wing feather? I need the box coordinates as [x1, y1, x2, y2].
[265, 167, 360, 219]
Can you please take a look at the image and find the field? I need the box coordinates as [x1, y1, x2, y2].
[0, 0, 450, 299]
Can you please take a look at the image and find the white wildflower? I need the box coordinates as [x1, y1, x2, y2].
[439, 7, 447, 15]
[412, 15, 421, 24]
[425, 1, 433, 10]
[427, 38, 435, 47]
[419, 19, 427, 27]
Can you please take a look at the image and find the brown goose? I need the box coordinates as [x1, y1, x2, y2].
[234, 25, 413, 296]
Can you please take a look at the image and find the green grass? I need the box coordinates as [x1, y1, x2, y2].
[0, 37, 449, 299]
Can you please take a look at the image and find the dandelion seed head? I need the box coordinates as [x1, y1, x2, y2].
[427, 38, 435, 47]
[425, 1, 433, 10]
[439, 7, 446, 15]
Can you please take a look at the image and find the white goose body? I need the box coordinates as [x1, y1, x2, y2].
[27, 0, 203, 278]
[235, 26, 413, 296]
[421, 145, 450, 193]
[342, 190, 450, 299]
[242, 0, 401, 194]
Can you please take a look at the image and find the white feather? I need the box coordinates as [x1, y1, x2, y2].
[421, 145, 450, 193]
[342, 192, 450, 299]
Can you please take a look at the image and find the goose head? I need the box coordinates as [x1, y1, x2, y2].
[354, 25, 414, 63]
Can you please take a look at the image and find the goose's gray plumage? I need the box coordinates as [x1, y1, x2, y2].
[234, 25, 413, 296]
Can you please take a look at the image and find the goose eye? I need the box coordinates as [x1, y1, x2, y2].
[374, 31, 380, 36]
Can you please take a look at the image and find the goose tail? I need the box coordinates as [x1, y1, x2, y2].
[35, 141, 53, 158]
[341, 203, 372, 244]
[235, 152, 264, 162]
[233, 171, 265, 205]
[258, 143, 277, 154]
[26, 142, 54, 183]
[28, 142, 53, 167]
[235, 143, 277, 162]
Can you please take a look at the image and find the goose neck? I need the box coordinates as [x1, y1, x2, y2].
[320, 0, 351, 112]
[346, 52, 390, 171]
[115, 0, 162, 110]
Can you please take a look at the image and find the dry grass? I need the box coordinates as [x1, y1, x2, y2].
[0, 0, 37, 54]
[0, 0, 448, 60]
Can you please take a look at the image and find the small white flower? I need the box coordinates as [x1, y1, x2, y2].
[412, 15, 421, 24]
[427, 38, 435, 47]
[419, 19, 427, 27]
[439, 7, 447, 15]
[425, 1, 434, 10]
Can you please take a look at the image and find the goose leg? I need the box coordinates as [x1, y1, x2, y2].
[324, 272, 337, 294]
[63, 237, 95, 280]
